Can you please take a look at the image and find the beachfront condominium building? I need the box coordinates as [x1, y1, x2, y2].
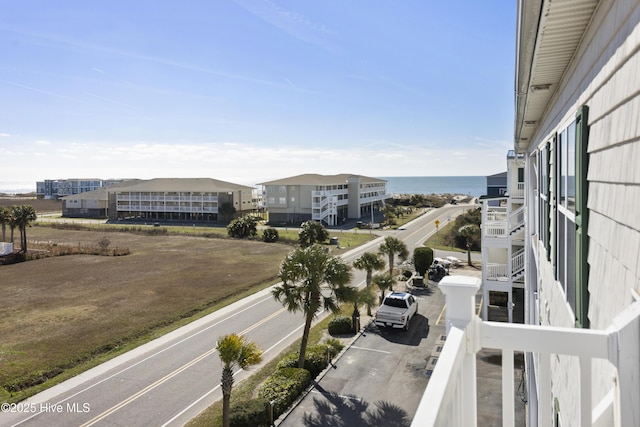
[412, 1, 640, 426]
[62, 178, 258, 221]
[106, 178, 258, 222]
[37, 178, 124, 199]
[259, 174, 389, 226]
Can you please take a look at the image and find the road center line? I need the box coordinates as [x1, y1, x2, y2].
[79, 307, 289, 426]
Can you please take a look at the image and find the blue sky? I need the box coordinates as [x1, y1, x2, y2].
[1, 1, 516, 186]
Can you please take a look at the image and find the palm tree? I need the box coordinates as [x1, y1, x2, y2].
[351, 286, 377, 322]
[298, 221, 329, 247]
[353, 252, 385, 315]
[273, 245, 353, 368]
[11, 205, 37, 253]
[216, 334, 263, 427]
[372, 273, 394, 303]
[0, 206, 10, 242]
[458, 223, 480, 266]
[378, 236, 409, 289]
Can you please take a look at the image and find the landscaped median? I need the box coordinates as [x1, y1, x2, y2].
[186, 310, 362, 427]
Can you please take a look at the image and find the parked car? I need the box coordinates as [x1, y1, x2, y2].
[374, 292, 418, 331]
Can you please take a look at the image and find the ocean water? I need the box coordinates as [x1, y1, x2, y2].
[0, 181, 36, 195]
[378, 176, 486, 196]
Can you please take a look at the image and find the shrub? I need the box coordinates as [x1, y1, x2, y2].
[258, 368, 311, 417]
[262, 227, 279, 243]
[323, 337, 344, 355]
[413, 246, 434, 277]
[227, 215, 258, 239]
[229, 398, 270, 427]
[328, 315, 352, 335]
[276, 344, 338, 379]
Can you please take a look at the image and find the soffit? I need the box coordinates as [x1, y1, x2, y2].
[515, 0, 598, 151]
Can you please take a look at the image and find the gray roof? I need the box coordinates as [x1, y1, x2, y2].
[113, 178, 255, 192]
[487, 171, 508, 179]
[62, 178, 254, 200]
[259, 173, 386, 186]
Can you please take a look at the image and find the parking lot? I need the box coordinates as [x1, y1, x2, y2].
[278, 264, 526, 426]
[278, 278, 447, 426]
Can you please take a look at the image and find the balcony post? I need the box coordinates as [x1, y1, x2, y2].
[440, 275, 481, 333]
[440, 275, 481, 426]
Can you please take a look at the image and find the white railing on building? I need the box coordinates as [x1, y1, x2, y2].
[510, 182, 525, 198]
[486, 263, 508, 280]
[511, 248, 525, 279]
[483, 223, 508, 238]
[509, 206, 525, 233]
[485, 207, 507, 222]
[412, 276, 640, 427]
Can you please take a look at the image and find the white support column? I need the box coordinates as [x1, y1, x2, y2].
[502, 348, 515, 427]
[440, 275, 481, 427]
[440, 275, 481, 333]
[609, 301, 640, 427]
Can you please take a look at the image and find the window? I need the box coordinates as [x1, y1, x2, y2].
[557, 121, 577, 314]
[537, 110, 589, 327]
[537, 141, 551, 258]
[278, 197, 286, 205]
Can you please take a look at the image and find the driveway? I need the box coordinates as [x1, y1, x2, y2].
[278, 280, 447, 426]
[277, 266, 526, 427]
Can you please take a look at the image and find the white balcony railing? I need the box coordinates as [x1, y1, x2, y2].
[412, 276, 640, 427]
[510, 182, 525, 198]
[486, 263, 508, 280]
[483, 222, 508, 238]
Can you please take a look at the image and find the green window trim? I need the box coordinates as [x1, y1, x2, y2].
[546, 139, 553, 262]
[575, 105, 590, 328]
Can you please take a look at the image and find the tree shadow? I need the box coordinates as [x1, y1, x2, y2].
[301, 384, 410, 427]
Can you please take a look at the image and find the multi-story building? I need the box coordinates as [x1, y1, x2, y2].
[37, 178, 124, 199]
[480, 151, 526, 324]
[259, 174, 389, 226]
[413, 1, 640, 426]
[62, 178, 258, 221]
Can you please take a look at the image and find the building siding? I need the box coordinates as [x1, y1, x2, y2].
[525, 1, 640, 424]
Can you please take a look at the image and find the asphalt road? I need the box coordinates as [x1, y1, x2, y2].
[0, 203, 476, 427]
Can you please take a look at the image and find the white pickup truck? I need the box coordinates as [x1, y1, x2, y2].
[374, 292, 418, 331]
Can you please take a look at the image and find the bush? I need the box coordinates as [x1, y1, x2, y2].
[414, 246, 434, 277]
[323, 337, 344, 355]
[262, 227, 279, 243]
[328, 315, 352, 335]
[227, 215, 258, 239]
[258, 368, 311, 417]
[276, 344, 338, 379]
[229, 398, 270, 427]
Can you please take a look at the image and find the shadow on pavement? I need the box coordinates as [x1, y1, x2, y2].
[367, 315, 430, 346]
[301, 384, 410, 427]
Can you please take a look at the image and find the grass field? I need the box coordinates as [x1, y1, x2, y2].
[0, 224, 374, 403]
